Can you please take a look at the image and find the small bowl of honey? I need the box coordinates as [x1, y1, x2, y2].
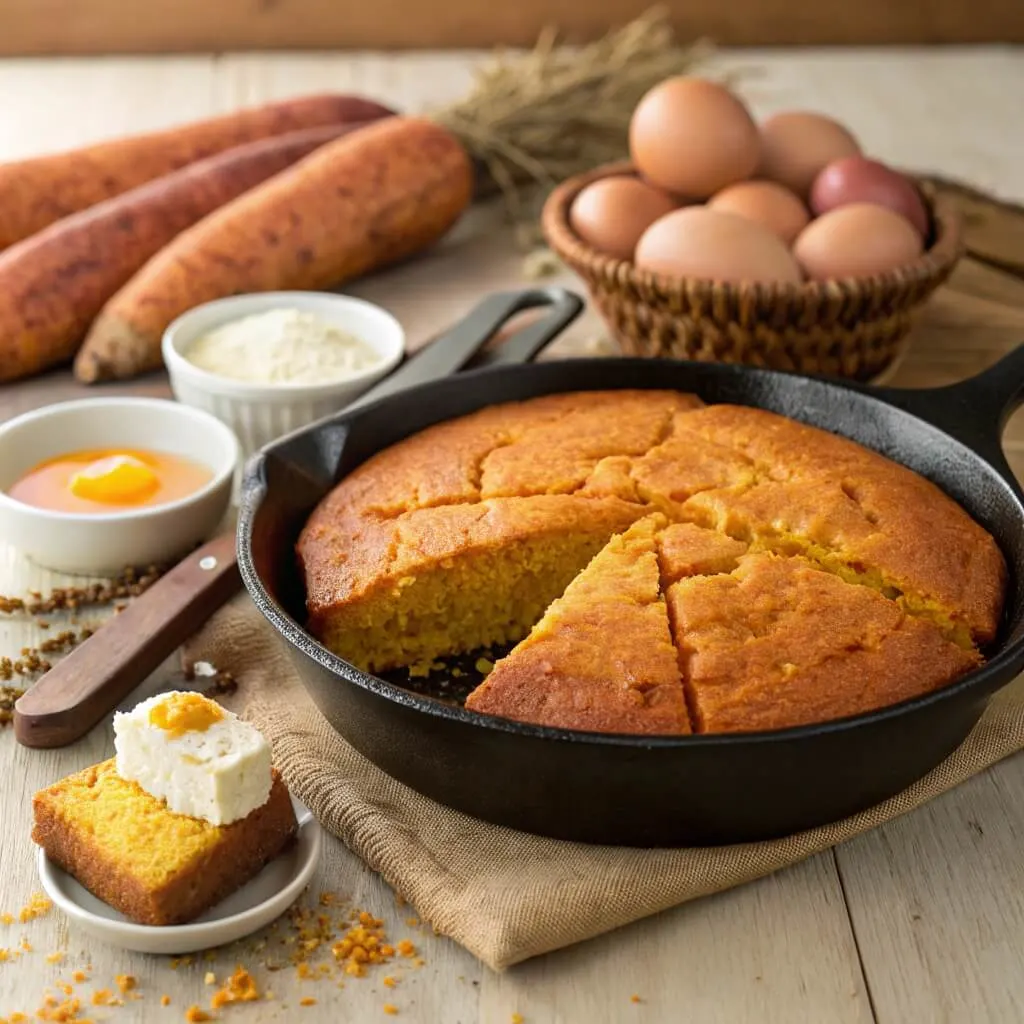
[0, 398, 239, 575]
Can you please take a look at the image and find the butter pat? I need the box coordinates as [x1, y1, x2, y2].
[114, 691, 272, 826]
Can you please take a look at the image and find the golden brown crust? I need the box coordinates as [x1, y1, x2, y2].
[666, 553, 980, 733]
[467, 517, 689, 734]
[298, 390, 704, 618]
[674, 405, 1006, 645]
[32, 760, 297, 926]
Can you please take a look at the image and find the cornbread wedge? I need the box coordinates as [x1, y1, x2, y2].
[467, 516, 690, 734]
[33, 759, 297, 926]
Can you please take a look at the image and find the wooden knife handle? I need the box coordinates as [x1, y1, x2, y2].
[13, 531, 242, 749]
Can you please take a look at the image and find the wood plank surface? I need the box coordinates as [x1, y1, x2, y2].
[0, 0, 1021, 55]
[0, 46, 1022, 1024]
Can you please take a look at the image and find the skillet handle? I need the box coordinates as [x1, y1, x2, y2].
[345, 287, 584, 411]
[870, 343, 1024, 472]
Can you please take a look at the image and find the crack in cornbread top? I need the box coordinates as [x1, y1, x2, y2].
[299, 390, 1005, 651]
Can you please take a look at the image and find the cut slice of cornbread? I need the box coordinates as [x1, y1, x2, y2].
[466, 516, 690, 734]
[665, 552, 981, 734]
[32, 759, 297, 926]
[303, 494, 648, 673]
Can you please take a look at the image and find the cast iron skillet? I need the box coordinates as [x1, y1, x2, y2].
[238, 286, 1024, 847]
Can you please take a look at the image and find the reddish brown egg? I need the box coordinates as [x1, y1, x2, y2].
[629, 77, 761, 199]
[758, 112, 861, 198]
[810, 156, 930, 237]
[707, 180, 810, 246]
[568, 176, 679, 260]
[635, 206, 803, 285]
[793, 202, 923, 281]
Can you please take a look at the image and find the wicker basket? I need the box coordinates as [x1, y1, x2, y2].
[541, 161, 964, 381]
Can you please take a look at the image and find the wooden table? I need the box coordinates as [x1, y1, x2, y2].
[2, 46, 1024, 1024]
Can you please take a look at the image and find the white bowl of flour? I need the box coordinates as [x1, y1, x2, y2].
[163, 291, 405, 458]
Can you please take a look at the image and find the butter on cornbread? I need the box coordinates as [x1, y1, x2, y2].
[298, 390, 1007, 735]
[32, 692, 297, 926]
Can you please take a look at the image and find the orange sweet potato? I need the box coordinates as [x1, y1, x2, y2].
[0, 122, 390, 385]
[0, 94, 394, 250]
[78, 117, 475, 382]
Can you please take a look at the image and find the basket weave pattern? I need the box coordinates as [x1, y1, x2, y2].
[542, 162, 964, 381]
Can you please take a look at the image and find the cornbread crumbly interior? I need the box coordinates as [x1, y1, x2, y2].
[297, 391, 1007, 734]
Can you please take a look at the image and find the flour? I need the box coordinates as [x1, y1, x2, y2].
[185, 307, 379, 385]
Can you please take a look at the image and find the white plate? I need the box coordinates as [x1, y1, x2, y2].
[37, 798, 322, 955]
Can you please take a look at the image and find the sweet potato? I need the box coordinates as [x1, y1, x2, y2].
[0, 94, 394, 250]
[78, 117, 475, 382]
[0, 122, 390, 385]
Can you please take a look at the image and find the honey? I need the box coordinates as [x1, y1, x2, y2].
[149, 693, 224, 738]
[6, 448, 212, 514]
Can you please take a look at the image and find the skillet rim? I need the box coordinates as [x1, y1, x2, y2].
[237, 356, 1024, 750]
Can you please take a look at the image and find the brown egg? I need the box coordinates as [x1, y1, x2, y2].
[810, 156, 930, 237]
[758, 111, 861, 198]
[707, 180, 810, 246]
[635, 206, 803, 285]
[629, 77, 761, 199]
[793, 203, 924, 281]
[568, 176, 679, 260]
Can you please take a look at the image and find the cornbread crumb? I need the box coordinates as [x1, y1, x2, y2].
[161, 995, 171, 1007]
[185, 1008, 212, 1023]
[404, 918, 419, 927]
[300, 997, 317, 1006]
[114, 975, 136, 994]
[46, 952, 65, 964]
[383, 1005, 399, 1016]
[383, 976, 397, 988]
[396, 940, 415, 958]
[90, 989, 112, 1005]
[512, 1014, 525, 1024]
[34, 995, 92, 1021]
[17, 893, 51, 923]
[631, 994, 642, 1003]
[210, 966, 260, 1008]
[204, 972, 216, 985]
[72, 971, 88, 983]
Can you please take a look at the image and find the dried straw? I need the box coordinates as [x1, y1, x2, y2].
[432, 7, 711, 218]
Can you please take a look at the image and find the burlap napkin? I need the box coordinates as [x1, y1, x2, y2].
[183, 594, 1024, 971]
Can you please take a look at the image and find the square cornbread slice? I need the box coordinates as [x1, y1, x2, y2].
[466, 515, 690, 734]
[33, 759, 297, 926]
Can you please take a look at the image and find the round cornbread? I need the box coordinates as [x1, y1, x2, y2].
[297, 390, 1006, 735]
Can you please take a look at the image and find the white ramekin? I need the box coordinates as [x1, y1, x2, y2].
[162, 291, 406, 458]
[0, 398, 238, 576]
